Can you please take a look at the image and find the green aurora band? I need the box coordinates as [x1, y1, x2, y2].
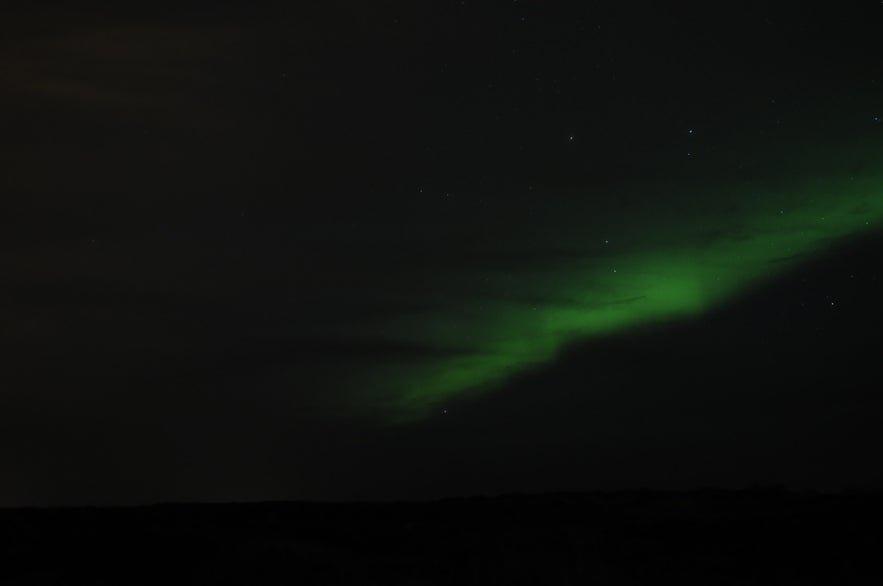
[321, 138, 883, 423]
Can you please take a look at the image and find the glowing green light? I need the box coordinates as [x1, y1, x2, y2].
[320, 140, 883, 423]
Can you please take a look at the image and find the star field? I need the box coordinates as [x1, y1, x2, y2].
[2, 0, 883, 504]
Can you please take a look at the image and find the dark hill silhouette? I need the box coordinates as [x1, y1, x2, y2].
[2, 490, 883, 584]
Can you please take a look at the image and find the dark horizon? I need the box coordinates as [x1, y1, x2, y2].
[4, 490, 883, 584]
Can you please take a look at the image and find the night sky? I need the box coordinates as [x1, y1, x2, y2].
[3, 1, 883, 506]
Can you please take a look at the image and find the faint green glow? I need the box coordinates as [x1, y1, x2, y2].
[322, 142, 883, 422]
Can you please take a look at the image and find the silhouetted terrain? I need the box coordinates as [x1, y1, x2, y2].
[2, 490, 882, 584]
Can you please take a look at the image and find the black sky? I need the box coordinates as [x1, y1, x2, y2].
[2, 1, 883, 506]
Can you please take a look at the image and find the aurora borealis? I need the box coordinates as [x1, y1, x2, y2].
[320, 138, 883, 421]
[3, 1, 883, 505]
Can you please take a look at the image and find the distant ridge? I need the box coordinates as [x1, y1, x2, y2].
[3, 490, 882, 584]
